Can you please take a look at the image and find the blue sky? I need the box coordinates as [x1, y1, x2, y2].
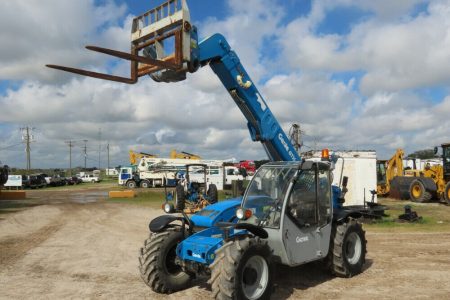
[1, 0, 449, 169]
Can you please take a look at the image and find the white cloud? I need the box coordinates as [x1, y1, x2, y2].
[0, 0, 129, 82]
[280, 0, 450, 95]
[1, 0, 450, 168]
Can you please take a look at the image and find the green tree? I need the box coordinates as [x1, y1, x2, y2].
[406, 149, 436, 159]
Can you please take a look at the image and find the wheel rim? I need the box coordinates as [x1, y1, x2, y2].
[412, 184, 422, 198]
[241, 255, 269, 300]
[345, 232, 362, 265]
[447, 188, 450, 201]
[164, 244, 182, 276]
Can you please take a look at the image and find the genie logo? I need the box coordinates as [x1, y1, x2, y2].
[278, 133, 297, 161]
[296, 236, 309, 243]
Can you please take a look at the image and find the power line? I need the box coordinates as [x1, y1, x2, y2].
[0, 143, 23, 151]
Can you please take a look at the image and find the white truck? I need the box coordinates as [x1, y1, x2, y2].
[118, 157, 246, 189]
[80, 174, 101, 183]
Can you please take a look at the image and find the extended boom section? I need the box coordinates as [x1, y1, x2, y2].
[198, 34, 300, 161]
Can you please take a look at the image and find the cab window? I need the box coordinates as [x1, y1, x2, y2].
[287, 170, 317, 227]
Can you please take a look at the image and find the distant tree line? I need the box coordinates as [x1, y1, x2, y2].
[406, 149, 437, 159]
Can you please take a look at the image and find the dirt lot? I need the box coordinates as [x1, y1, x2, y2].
[1, 188, 450, 299]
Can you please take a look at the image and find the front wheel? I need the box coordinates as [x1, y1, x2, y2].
[209, 236, 273, 300]
[444, 182, 450, 205]
[409, 179, 432, 203]
[328, 219, 367, 277]
[175, 184, 186, 211]
[126, 180, 137, 189]
[139, 229, 191, 293]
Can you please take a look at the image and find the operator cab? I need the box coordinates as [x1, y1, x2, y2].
[442, 143, 450, 181]
[237, 160, 333, 266]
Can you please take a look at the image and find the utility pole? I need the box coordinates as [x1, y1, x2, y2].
[65, 140, 75, 176]
[289, 123, 303, 155]
[107, 142, 110, 176]
[83, 140, 88, 170]
[20, 126, 35, 173]
[98, 128, 102, 171]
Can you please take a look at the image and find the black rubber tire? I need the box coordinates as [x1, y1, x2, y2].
[328, 219, 367, 277]
[0, 165, 8, 186]
[126, 180, 137, 189]
[444, 182, 450, 205]
[140, 180, 151, 188]
[207, 184, 218, 204]
[175, 184, 186, 211]
[409, 179, 432, 203]
[209, 236, 273, 300]
[139, 229, 191, 293]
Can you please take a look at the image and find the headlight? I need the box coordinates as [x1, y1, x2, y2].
[163, 203, 174, 213]
[236, 207, 252, 220]
[236, 208, 245, 219]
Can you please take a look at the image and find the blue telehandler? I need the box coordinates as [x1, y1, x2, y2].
[46, 1, 367, 299]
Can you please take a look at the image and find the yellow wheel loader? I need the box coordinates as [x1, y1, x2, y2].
[384, 143, 450, 203]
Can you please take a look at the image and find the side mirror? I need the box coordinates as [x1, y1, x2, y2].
[434, 146, 438, 155]
[342, 176, 348, 189]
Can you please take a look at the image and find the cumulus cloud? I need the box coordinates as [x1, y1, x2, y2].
[0, 0, 129, 82]
[1, 0, 450, 168]
[280, 0, 450, 95]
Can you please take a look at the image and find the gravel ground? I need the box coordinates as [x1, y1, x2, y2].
[1, 189, 450, 299]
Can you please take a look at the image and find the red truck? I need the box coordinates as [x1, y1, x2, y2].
[235, 160, 256, 175]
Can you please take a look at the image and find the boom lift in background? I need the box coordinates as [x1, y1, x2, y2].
[47, 1, 368, 299]
[129, 150, 157, 165]
[169, 149, 201, 159]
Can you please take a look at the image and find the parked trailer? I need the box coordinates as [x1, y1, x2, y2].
[303, 150, 377, 206]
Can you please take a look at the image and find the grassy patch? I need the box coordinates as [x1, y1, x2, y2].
[107, 189, 242, 209]
[363, 198, 450, 232]
[45, 181, 121, 191]
[107, 190, 167, 208]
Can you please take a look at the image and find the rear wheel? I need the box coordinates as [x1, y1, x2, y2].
[175, 184, 185, 211]
[140, 180, 151, 188]
[139, 229, 191, 293]
[409, 179, 432, 203]
[209, 236, 273, 300]
[444, 182, 450, 204]
[328, 219, 366, 277]
[207, 184, 218, 204]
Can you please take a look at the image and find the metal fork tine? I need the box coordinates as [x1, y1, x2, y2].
[45, 64, 137, 84]
[85, 46, 180, 70]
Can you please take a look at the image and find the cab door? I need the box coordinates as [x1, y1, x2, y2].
[282, 164, 332, 265]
